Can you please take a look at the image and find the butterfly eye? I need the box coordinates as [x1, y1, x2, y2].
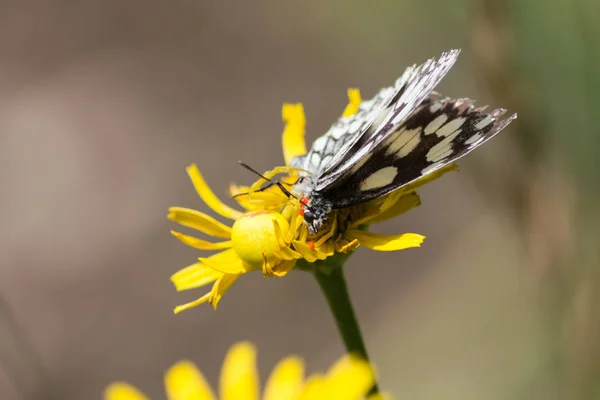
[303, 209, 315, 224]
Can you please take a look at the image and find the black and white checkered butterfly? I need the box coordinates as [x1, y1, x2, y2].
[290, 49, 517, 233]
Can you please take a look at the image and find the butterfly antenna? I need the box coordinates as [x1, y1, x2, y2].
[238, 161, 299, 200]
[231, 182, 276, 199]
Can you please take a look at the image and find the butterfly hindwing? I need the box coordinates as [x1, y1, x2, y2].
[316, 96, 517, 209]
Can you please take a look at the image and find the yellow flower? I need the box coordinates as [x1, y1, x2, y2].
[104, 341, 383, 400]
[168, 169, 302, 311]
[169, 88, 455, 312]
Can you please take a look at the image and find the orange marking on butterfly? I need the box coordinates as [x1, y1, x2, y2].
[299, 196, 310, 216]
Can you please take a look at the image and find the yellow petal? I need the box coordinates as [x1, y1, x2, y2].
[229, 183, 260, 211]
[165, 360, 216, 400]
[248, 191, 289, 206]
[220, 342, 259, 400]
[347, 230, 424, 251]
[230, 182, 294, 211]
[272, 216, 288, 248]
[104, 383, 149, 400]
[298, 374, 328, 400]
[292, 241, 317, 262]
[316, 241, 335, 257]
[173, 292, 212, 314]
[171, 230, 232, 251]
[314, 217, 337, 247]
[402, 163, 458, 192]
[293, 241, 331, 263]
[186, 164, 243, 220]
[341, 88, 362, 117]
[264, 356, 305, 400]
[209, 273, 240, 309]
[282, 103, 307, 165]
[347, 193, 401, 229]
[361, 192, 421, 226]
[229, 182, 250, 197]
[168, 207, 232, 239]
[282, 173, 299, 187]
[325, 354, 375, 400]
[268, 259, 297, 277]
[284, 206, 305, 243]
[274, 246, 303, 261]
[334, 238, 360, 254]
[171, 262, 223, 291]
[199, 249, 246, 275]
[248, 166, 305, 196]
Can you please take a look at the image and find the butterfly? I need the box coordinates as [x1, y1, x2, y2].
[288, 49, 517, 233]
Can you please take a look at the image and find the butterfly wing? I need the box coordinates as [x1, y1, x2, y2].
[312, 49, 461, 190]
[316, 95, 517, 208]
[292, 49, 461, 180]
[290, 83, 398, 174]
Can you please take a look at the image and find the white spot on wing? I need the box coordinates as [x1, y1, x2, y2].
[424, 114, 448, 135]
[426, 130, 461, 162]
[309, 152, 321, 167]
[360, 167, 398, 191]
[348, 119, 363, 134]
[465, 133, 483, 145]
[330, 126, 346, 140]
[312, 137, 327, 153]
[474, 116, 493, 130]
[323, 138, 335, 154]
[320, 155, 333, 169]
[436, 117, 466, 137]
[385, 127, 422, 157]
[429, 148, 453, 162]
[429, 102, 442, 113]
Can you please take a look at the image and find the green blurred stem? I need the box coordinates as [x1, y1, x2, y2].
[313, 266, 379, 396]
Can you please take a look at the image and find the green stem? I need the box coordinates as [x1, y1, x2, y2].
[313, 266, 380, 396]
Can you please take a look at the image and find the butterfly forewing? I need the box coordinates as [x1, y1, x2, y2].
[313, 49, 461, 190]
[317, 96, 517, 209]
[290, 85, 396, 174]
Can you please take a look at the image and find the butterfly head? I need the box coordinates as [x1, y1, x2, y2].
[298, 194, 332, 234]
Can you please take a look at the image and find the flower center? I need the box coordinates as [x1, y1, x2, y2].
[231, 211, 290, 270]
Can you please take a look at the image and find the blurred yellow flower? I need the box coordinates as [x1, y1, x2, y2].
[104, 341, 382, 400]
[169, 88, 455, 312]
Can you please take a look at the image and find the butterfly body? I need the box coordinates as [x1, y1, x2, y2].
[290, 49, 517, 234]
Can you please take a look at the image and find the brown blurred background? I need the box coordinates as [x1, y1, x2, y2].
[1, 1, 599, 399]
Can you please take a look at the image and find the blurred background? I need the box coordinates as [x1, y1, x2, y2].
[1, 0, 599, 399]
